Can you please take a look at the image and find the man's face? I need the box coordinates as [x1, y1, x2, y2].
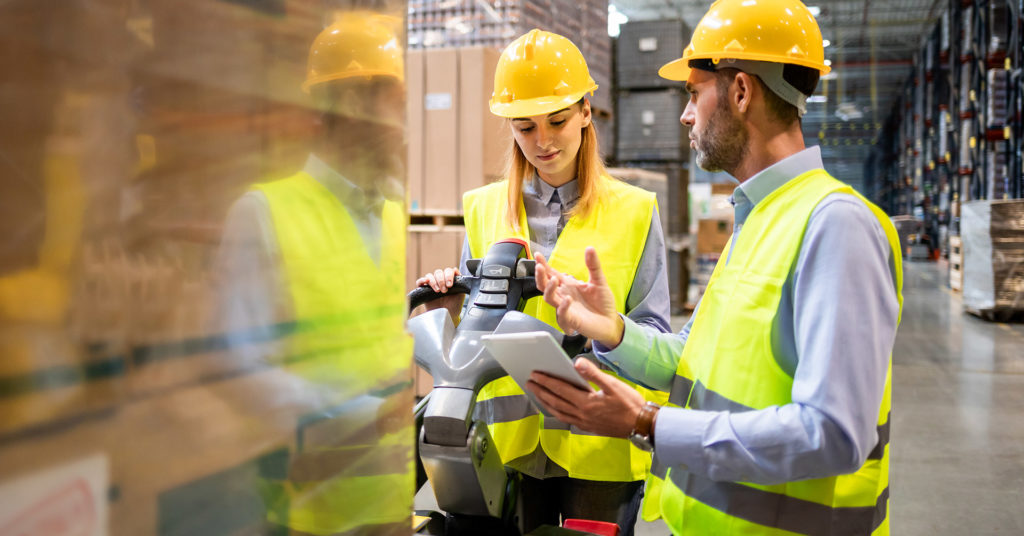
[681, 69, 747, 173]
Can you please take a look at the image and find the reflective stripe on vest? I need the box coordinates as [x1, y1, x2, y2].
[659, 169, 903, 535]
[255, 171, 414, 534]
[463, 176, 666, 482]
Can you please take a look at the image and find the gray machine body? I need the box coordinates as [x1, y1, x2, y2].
[407, 308, 565, 518]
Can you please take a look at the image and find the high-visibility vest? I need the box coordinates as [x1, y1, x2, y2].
[254, 171, 414, 535]
[657, 169, 902, 535]
[464, 176, 668, 482]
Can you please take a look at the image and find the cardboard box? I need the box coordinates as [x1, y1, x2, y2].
[710, 182, 738, 196]
[415, 228, 463, 278]
[697, 218, 733, 254]
[423, 49, 459, 213]
[409, 227, 465, 398]
[406, 50, 425, 215]
[406, 227, 421, 292]
[0, 367, 416, 535]
[457, 47, 509, 208]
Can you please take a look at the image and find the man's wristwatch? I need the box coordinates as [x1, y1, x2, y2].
[628, 401, 660, 452]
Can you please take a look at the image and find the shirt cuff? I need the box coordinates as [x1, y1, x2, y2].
[593, 314, 649, 370]
[653, 407, 715, 474]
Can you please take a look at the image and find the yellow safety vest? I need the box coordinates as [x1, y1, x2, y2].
[464, 175, 668, 482]
[254, 171, 414, 535]
[657, 169, 902, 535]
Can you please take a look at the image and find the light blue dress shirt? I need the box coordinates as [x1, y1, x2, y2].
[596, 146, 901, 485]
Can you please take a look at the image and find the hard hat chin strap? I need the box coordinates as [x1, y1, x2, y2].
[717, 59, 809, 117]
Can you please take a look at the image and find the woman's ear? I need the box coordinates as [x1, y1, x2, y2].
[580, 98, 593, 128]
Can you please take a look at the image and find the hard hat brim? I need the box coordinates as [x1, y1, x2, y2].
[489, 85, 597, 118]
[302, 70, 403, 93]
[659, 54, 832, 83]
[658, 58, 691, 82]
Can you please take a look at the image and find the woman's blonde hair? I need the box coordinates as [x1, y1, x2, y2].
[503, 101, 609, 232]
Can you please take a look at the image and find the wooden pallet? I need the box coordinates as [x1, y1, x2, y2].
[409, 213, 465, 228]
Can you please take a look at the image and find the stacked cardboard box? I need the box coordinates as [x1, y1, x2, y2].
[961, 200, 1024, 315]
[987, 144, 1010, 199]
[407, 0, 613, 112]
[689, 183, 735, 305]
[408, 226, 466, 397]
[407, 46, 511, 215]
[986, 68, 1010, 129]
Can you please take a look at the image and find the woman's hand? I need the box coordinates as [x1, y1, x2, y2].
[410, 267, 464, 321]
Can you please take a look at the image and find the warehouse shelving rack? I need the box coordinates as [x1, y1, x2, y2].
[875, 0, 1022, 229]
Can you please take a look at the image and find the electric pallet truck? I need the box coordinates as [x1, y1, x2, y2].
[407, 239, 619, 536]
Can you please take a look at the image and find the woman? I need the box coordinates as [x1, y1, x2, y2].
[417, 29, 671, 535]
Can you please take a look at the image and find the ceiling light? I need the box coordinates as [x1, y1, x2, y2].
[807, 95, 828, 103]
[608, 4, 629, 37]
[808, 6, 821, 15]
[822, 39, 831, 47]
[824, 59, 832, 66]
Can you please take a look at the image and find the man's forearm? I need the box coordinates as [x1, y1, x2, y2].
[594, 315, 684, 392]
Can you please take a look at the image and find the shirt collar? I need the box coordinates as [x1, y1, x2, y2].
[736, 145, 824, 206]
[525, 174, 580, 206]
[304, 153, 385, 210]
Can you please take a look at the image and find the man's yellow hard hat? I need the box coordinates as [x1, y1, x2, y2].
[658, 0, 831, 82]
[302, 11, 403, 93]
[489, 29, 598, 118]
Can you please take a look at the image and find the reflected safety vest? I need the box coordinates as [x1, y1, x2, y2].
[464, 175, 668, 482]
[254, 170, 414, 535]
[657, 169, 903, 535]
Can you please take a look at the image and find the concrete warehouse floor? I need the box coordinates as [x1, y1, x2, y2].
[415, 261, 1024, 535]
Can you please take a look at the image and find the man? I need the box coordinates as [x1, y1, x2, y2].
[216, 11, 414, 535]
[524, 0, 904, 534]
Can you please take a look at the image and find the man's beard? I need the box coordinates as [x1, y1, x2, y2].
[694, 100, 748, 173]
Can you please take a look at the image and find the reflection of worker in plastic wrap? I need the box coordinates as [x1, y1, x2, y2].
[215, 11, 413, 535]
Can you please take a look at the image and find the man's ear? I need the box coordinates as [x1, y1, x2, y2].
[733, 72, 755, 115]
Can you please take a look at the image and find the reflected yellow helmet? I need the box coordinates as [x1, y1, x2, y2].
[302, 11, 403, 93]
[489, 29, 598, 118]
[658, 0, 830, 82]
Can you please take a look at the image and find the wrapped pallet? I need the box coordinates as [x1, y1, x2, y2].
[961, 200, 1024, 317]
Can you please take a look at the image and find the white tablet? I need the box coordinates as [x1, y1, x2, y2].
[481, 331, 593, 417]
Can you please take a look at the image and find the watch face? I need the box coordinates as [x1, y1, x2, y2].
[629, 433, 654, 452]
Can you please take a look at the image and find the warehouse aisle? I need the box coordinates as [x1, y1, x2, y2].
[891, 261, 1024, 534]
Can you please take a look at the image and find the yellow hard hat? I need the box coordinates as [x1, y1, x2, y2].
[658, 0, 830, 82]
[489, 29, 598, 118]
[302, 11, 403, 93]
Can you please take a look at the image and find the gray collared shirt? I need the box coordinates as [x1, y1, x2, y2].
[458, 174, 672, 335]
[596, 146, 901, 484]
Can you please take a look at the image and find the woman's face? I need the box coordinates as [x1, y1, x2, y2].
[510, 101, 591, 186]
